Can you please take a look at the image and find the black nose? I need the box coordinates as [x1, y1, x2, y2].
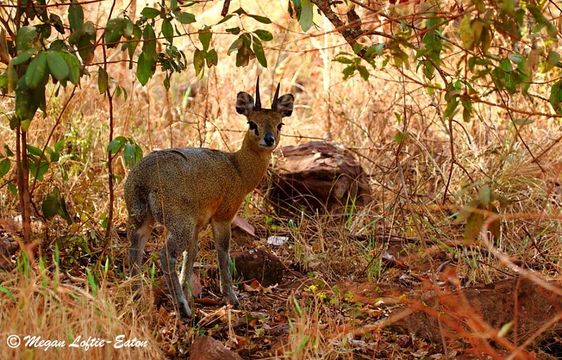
[264, 133, 275, 146]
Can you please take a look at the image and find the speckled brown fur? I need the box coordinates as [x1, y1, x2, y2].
[124, 80, 294, 318]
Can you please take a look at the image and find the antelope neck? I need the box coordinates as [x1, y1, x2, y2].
[232, 134, 272, 191]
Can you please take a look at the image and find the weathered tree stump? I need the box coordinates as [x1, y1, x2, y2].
[268, 141, 372, 215]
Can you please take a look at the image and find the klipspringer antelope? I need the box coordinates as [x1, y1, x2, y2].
[125, 78, 294, 317]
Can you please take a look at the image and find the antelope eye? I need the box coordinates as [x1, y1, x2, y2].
[248, 121, 258, 134]
[277, 123, 284, 131]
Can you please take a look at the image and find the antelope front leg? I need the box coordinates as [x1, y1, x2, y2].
[211, 220, 239, 307]
[179, 228, 199, 299]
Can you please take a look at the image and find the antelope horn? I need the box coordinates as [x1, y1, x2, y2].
[254, 77, 262, 110]
[272, 82, 281, 110]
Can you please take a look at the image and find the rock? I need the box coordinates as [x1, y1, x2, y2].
[188, 336, 242, 360]
[268, 141, 372, 215]
[233, 248, 284, 286]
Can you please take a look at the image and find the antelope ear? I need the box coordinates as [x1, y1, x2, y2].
[236, 92, 254, 116]
[275, 94, 294, 117]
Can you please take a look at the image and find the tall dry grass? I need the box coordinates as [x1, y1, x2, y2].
[0, 0, 561, 358]
[0, 255, 162, 358]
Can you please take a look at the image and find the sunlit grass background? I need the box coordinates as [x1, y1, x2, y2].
[1, 0, 561, 358]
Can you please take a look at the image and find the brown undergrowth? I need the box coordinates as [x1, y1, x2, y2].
[1, 1, 561, 359]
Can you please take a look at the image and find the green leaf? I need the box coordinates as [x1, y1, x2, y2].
[226, 27, 240, 35]
[352, 43, 364, 55]
[528, 5, 557, 37]
[26, 144, 43, 157]
[42, 187, 72, 224]
[545, 51, 560, 72]
[0, 159, 10, 177]
[247, 14, 272, 24]
[50, 13, 65, 34]
[142, 25, 157, 60]
[54, 139, 65, 153]
[480, 26, 491, 53]
[462, 97, 472, 122]
[42, 191, 59, 219]
[444, 96, 459, 119]
[162, 18, 173, 43]
[366, 43, 384, 58]
[394, 131, 408, 144]
[0, 284, 15, 301]
[136, 53, 155, 86]
[11, 49, 35, 66]
[15, 79, 43, 123]
[0, 75, 7, 92]
[46, 51, 69, 81]
[228, 37, 243, 55]
[86, 268, 98, 295]
[236, 46, 250, 67]
[128, 25, 142, 63]
[33, 85, 46, 115]
[25, 52, 48, 89]
[47, 146, 60, 162]
[77, 35, 95, 64]
[232, 7, 247, 16]
[16, 26, 38, 54]
[549, 81, 562, 114]
[123, 19, 134, 38]
[499, 58, 513, 72]
[252, 37, 267, 67]
[357, 65, 369, 80]
[141, 7, 160, 19]
[298, 0, 314, 32]
[253, 29, 273, 41]
[68, 1, 84, 31]
[49, 40, 67, 52]
[199, 28, 212, 51]
[7, 182, 17, 195]
[333, 56, 353, 64]
[508, 53, 524, 65]
[105, 18, 125, 48]
[83, 21, 96, 36]
[174, 11, 196, 24]
[29, 160, 49, 180]
[123, 142, 143, 169]
[342, 65, 355, 79]
[107, 136, 127, 154]
[98, 67, 109, 94]
[114, 85, 128, 100]
[193, 49, 205, 75]
[60, 52, 81, 85]
[206, 49, 218, 67]
[163, 75, 171, 90]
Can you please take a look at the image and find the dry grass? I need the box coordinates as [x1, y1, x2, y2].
[1, 0, 561, 358]
[0, 257, 162, 358]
